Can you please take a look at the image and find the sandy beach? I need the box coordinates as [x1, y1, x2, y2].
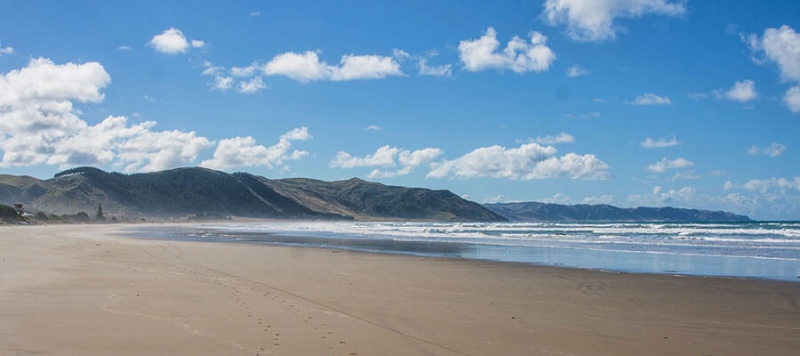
[1, 224, 798, 355]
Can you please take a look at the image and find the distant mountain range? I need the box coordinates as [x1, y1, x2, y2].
[0, 167, 504, 222]
[483, 202, 751, 222]
[0, 167, 751, 222]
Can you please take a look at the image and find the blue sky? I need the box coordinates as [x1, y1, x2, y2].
[1, 0, 799, 219]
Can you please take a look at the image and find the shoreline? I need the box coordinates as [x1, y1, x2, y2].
[2, 224, 799, 355]
[129, 221, 800, 282]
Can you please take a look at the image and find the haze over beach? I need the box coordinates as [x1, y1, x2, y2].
[1, 1, 799, 220]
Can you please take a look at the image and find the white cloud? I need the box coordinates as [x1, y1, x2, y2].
[333, 54, 403, 81]
[330, 145, 442, 178]
[202, 61, 264, 93]
[582, 194, 615, 205]
[745, 25, 800, 113]
[427, 142, 609, 180]
[231, 61, 262, 77]
[533, 132, 575, 145]
[237, 76, 266, 93]
[0, 58, 217, 172]
[718, 80, 758, 102]
[641, 136, 679, 148]
[483, 195, 505, 204]
[213, 76, 234, 91]
[149, 28, 204, 55]
[249, 11, 261, 17]
[263, 51, 329, 83]
[630, 93, 671, 105]
[746, 25, 800, 82]
[0, 57, 310, 173]
[201, 127, 311, 170]
[458, 27, 556, 73]
[726, 177, 800, 194]
[418, 59, 453, 77]
[627, 185, 699, 207]
[113, 123, 213, 172]
[397, 148, 443, 171]
[542, 0, 686, 42]
[566, 64, 589, 77]
[785, 86, 800, 113]
[670, 171, 699, 181]
[117, 45, 132, 51]
[392, 49, 411, 60]
[263, 50, 403, 83]
[748, 143, 786, 157]
[647, 157, 693, 173]
[365, 125, 381, 131]
[541, 193, 573, 204]
[0, 41, 13, 56]
[331, 145, 398, 169]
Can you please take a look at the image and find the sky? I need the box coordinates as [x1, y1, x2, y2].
[1, 0, 799, 220]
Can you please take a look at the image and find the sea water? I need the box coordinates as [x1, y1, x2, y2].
[136, 221, 800, 282]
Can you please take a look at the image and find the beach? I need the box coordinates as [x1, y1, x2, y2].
[1, 224, 798, 355]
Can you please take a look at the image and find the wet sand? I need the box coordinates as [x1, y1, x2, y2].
[1, 224, 798, 355]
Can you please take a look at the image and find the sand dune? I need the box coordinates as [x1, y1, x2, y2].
[1, 224, 798, 355]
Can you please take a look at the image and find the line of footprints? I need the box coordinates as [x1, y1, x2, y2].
[158, 248, 360, 355]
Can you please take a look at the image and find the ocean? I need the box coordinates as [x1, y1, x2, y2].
[135, 221, 800, 282]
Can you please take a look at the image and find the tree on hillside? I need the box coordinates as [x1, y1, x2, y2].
[96, 203, 105, 221]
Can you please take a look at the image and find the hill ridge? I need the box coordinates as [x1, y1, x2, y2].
[484, 201, 751, 222]
[0, 167, 506, 222]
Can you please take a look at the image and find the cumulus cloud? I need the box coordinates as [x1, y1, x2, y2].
[641, 136, 679, 148]
[646, 157, 693, 173]
[745, 25, 800, 113]
[725, 177, 800, 194]
[566, 64, 589, 77]
[629, 93, 671, 105]
[627, 185, 699, 207]
[112, 121, 213, 172]
[0, 58, 110, 166]
[237, 76, 266, 93]
[330, 145, 442, 178]
[0, 41, 13, 56]
[200, 127, 311, 171]
[263, 50, 403, 82]
[231, 61, 262, 77]
[0, 57, 310, 173]
[149, 27, 204, 55]
[533, 132, 575, 145]
[748, 143, 786, 157]
[745, 25, 800, 82]
[542, 0, 687, 42]
[418, 58, 453, 77]
[717, 80, 758, 102]
[458, 27, 556, 73]
[582, 194, 615, 205]
[785, 86, 800, 113]
[427, 142, 609, 180]
[0, 58, 215, 172]
[202, 61, 264, 93]
[541, 193, 573, 204]
[213, 76, 234, 91]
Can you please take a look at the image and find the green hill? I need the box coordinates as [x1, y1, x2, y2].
[0, 167, 506, 222]
[484, 202, 751, 222]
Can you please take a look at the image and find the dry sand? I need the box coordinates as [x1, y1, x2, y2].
[1, 224, 798, 355]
